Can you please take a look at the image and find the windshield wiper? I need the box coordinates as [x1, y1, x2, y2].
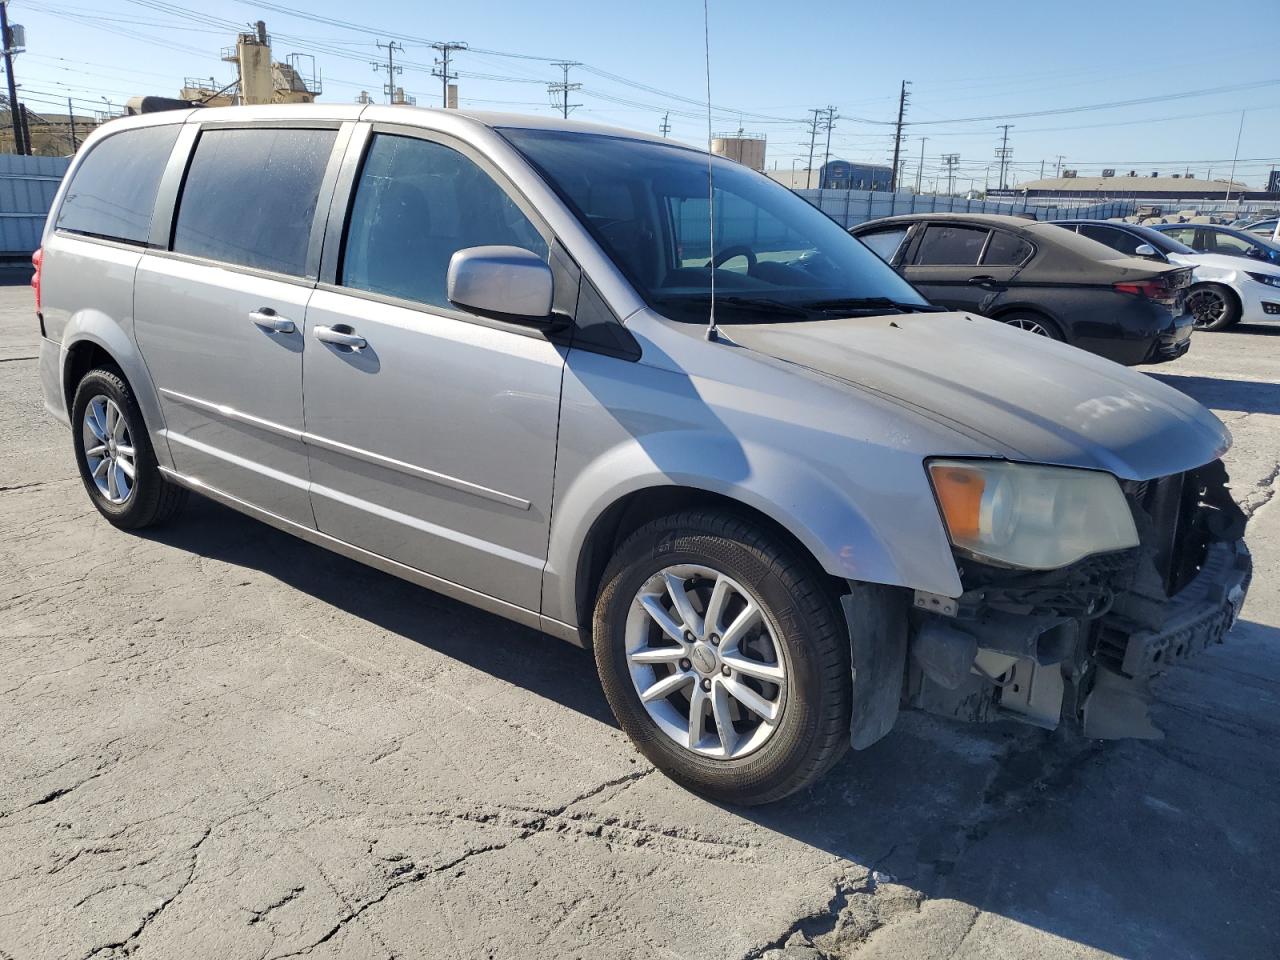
[800, 297, 945, 314]
[656, 295, 813, 319]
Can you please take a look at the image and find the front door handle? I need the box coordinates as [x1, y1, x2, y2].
[314, 325, 368, 350]
[967, 275, 997, 287]
[249, 308, 295, 334]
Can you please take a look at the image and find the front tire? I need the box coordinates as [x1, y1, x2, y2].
[997, 312, 1063, 340]
[592, 510, 851, 805]
[71, 368, 187, 529]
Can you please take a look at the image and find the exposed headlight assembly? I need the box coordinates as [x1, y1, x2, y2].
[1245, 271, 1280, 288]
[927, 459, 1138, 570]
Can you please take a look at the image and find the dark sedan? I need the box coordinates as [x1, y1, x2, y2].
[851, 213, 1194, 365]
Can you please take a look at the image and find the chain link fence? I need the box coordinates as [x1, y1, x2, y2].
[795, 188, 1135, 228]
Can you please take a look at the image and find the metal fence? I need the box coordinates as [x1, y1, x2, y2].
[795, 188, 1135, 228]
[0, 154, 69, 259]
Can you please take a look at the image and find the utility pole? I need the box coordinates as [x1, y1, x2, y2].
[804, 108, 822, 189]
[431, 41, 467, 109]
[914, 136, 927, 193]
[995, 124, 1014, 190]
[547, 60, 581, 119]
[659, 111, 671, 137]
[371, 40, 403, 105]
[1055, 155, 1065, 177]
[820, 105, 837, 185]
[1, 0, 24, 155]
[889, 80, 910, 192]
[941, 153, 959, 195]
[67, 96, 77, 151]
[1039, 159, 1044, 179]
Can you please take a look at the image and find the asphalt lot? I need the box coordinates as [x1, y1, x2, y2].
[0, 279, 1276, 960]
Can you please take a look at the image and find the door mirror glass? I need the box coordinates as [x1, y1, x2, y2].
[447, 246, 556, 324]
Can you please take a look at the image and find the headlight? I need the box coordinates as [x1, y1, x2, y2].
[927, 459, 1138, 569]
[1246, 271, 1280, 288]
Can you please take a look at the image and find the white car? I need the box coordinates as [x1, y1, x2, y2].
[1058, 221, 1280, 331]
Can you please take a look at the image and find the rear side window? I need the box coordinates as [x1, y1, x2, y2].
[983, 230, 1034, 265]
[172, 127, 337, 276]
[341, 133, 548, 309]
[55, 124, 181, 245]
[1077, 224, 1141, 256]
[913, 225, 988, 265]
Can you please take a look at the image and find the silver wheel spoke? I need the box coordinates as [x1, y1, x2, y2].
[92, 457, 110, 479]
[638, 594, 688, 646]
[722, 676, 778, 722]
[85, 444, 107, 460]
[720, 652, 785, 684]
[115, 444, 135, 458]
[630, 645, 687, 665]
[711, 683, 738, 757]
[106, 462, 119, 500]
[663, 573, 703, 637]
[87, 403, 107, 442]
[720, 601, 761, 651]
[640, 671, 693, 703]
[702, 574, 732, 637]
[686, 683, 708, 749]
[116, 457, 136, 480]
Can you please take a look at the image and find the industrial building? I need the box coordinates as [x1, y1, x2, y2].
[991, 172, 1267, 202]
[766, 160, 894, 191]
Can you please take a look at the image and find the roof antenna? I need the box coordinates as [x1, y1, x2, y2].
[702, 0, 718, 342]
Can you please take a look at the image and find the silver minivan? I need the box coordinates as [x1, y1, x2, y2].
[36, 105, 1251, 803]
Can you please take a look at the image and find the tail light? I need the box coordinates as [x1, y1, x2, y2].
[1114, 277, 1177, 306]
[32, 246, 43, 315]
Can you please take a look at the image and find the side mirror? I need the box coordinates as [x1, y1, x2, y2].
[447, 246, 560, 327]
[1133, 243, 1162, 260]
[1244, 246, 1264, 259]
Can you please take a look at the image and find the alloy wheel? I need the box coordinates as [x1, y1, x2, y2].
[1005, 317, 1051, 337]
[82, 395, 136, 504]
[1187, 288, 1227, 327]
[625, 564, 788, 760]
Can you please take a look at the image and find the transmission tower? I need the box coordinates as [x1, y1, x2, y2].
[995, 124, 1014, 190]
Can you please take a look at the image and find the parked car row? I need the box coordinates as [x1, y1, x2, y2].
[1054, 220, 1280, 330]
[850, 213, 1194, 364]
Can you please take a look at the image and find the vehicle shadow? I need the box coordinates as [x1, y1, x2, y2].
[143, 495, 617, 728]
[145, 494, 1280, 960]
[1148, 373, 1280, 415]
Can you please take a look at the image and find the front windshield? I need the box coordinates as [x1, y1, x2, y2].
[500, 127, 932, 322]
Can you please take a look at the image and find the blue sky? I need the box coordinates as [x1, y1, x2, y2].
[15, 0, 1280, 187]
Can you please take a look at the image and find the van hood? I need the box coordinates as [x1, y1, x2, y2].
[722, 311, 1229, 481]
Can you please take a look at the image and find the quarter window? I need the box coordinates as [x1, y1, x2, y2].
[341, 134, 548, 309]
[913, 225, 989, 266]
[55, 124, 181, 245]
[172, 127, 337, 276]
[858, 226, 910, 263]
[982, 230, 1034, 265]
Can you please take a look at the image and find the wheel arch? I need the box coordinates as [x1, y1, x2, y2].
[57, 314, 172, 469]
[988, 303, 1065, 339]
[570, 485, 849, 646]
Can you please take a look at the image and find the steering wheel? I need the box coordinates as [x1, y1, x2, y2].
[708, 245, 757, 270]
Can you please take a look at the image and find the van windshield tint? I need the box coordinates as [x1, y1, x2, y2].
[56, 124, 181, 245]
[500, 128, 930, 322]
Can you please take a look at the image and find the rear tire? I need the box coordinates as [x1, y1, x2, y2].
[592, 510, 851, 805]
[71, 368, 187, 530]
[1186, 283, 1240, 331]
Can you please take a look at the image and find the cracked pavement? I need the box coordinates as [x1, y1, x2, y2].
[0, 280, 1277, 959]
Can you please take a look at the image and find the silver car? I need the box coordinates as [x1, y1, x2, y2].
[36, 105, 1251, 803]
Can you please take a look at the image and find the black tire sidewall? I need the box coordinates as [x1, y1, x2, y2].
[593, 517, 847, 804]
[70, 369, 163, 528]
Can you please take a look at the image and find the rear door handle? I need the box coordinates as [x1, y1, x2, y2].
[249, 308, 295, 334]
[314, 325, 368, 350]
